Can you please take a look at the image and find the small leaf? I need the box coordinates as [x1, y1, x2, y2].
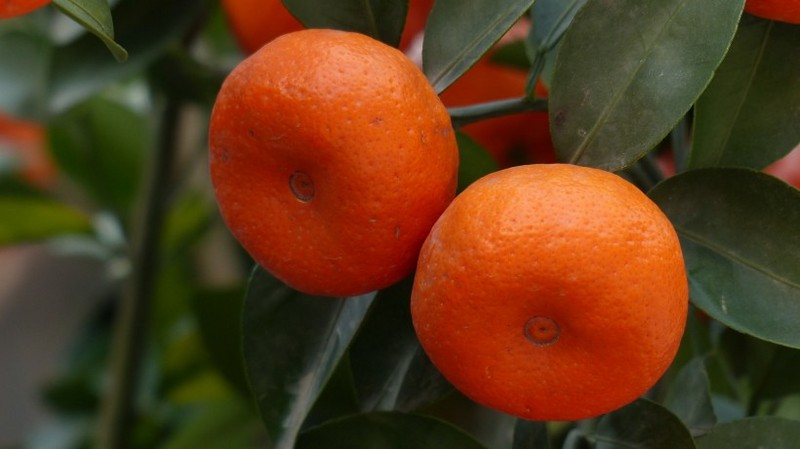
[242, 267, 375, 449]
[296, 412, 489, 449]
[423, 0, 536, 93]
[594, 399, 696, 449]
[0, 196, 91, 244]
[52, 0, 128, 61]
[649, 168, 800, 348]
[456, 132, 498, 192]
[690, 17, 800, 170]
[663, 357, 717, 436]
[512, 420, 549, 449]
[549, 0, 744, 170]
[695, 417, 800, 449]
[283, 0, 407, 47]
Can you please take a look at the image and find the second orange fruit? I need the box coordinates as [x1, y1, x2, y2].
[411, 164, 688, 421]
[745, 0, 800, 24]
[0, 0, 49, 19]
[209, 29, 458, 297]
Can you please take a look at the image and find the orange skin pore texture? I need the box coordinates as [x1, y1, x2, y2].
[745, 0, 800, 24]
[0, 0, 49, 18]
[411, 164, 688, 421]
[209, 29, 458, 297]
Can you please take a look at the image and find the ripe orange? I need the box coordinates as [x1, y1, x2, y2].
[765, 144, 800, 188]
[209, 29, 458, 297]
[0, 112, 55, 188]
[745, 0, 800, 24]
[439, 53, 555, 167]
[222, 0, 434, 55]
[0, 0, 49, 18]
[411, 164, 688, 421]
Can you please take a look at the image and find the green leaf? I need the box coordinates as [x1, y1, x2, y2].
[349, 278, 452, 412]
[749, 345, 800, 405]
[242, 267, 375, 449]
[52, 0, 128, 61]
[512, 420, 549, 449]
[283, 0, 407, 47]
[159, 399, 264, 449]
[296, 412, 489, 449]
[594, 399, 695, 449]
[0, 27, 52, 118]
[690, 17, 800, 170]
[456, 132, 498, 192]
[695, 417, 800, 449]
[0, 196, 91, 244]
[549, 0, 744, 170]
[663, 357, 717, 436]
[423, 0, 536, 93]
[649, 168, 800, 348]
[48, 96, 147, 214]
[526, 0, 587, 91]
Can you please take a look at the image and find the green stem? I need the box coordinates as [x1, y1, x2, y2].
[449, 98, 548, 129]
[95, 101, 181, 449]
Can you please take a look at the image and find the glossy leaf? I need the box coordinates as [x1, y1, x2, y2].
[0, 196, 91, 244]
[456, 132, 498, 192]
[423, 0, 536, 93]
[512, 420, 549, 449]
[695, 417, 800, 449]
[52, 0, 128, 61]
[242, 268, 375, 449]
[48, 97, 147, 214]
[526, 0, 587, 91]
[594, 399, 695, 449]
[283, 0, 407, 47]
[296, 412, 488, 449]
[549, 0, 744, 170]
[690, 17, 800, 170]
[663, 357, 716, 436]
[649, 169, 800, 348]
[349, 278, 452, 413]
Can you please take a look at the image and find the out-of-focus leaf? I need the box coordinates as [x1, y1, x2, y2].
[456, 132, 498, 192]
[283, 0, 407, 47]
[649, 169, 800, 348]
[0, 196, 91, 244]
[549, 0, 744, 170]
[48, 96, 147, 214]
[423, 0, 536, 93]
[296, 412, 489, 449]
[160, 399, 264, 449]
[663, 357, 717, 436]
[0, 27, 52, 118]
[148, 49, 226, 107]
[512, 420, 549, 449]
[52, 0, 128, 61]
[691, 17, 800, 170]
[242, 267, 375, 449]
[594, 399, 695, 449]
[695, 417, 800, 448]
[749, 345, 800, 405]
[162, 192, 214, 259]
[349, 278, 452, 413]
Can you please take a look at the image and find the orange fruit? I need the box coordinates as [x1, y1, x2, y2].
[764, 144, 800, 188]
[745, 0, 800, 24]
[209, 29, 458, 297]
[222, 0, 434, 55]
[440, 54, 555, 167]
[0, 112, 55, 188]
[411, 164, 688, 421]
[0, 0, 49, 18]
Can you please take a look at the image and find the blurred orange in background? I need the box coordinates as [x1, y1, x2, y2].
[0, 113, 56, 188]
[0, 0, 50, 19]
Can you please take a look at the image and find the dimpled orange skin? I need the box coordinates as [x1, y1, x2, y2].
[411, 164, 688, 421]
[209, 29, 458, 297]
[745, 0, 800, 24]
[0, 0, 49, 18]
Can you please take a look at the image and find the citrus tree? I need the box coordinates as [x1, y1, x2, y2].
[1, 0, 799, 448]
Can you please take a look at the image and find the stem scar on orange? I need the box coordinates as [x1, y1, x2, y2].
[209, 29, 459, 297]
[411, 164, 688, 421]
[745, 0, 800, 24]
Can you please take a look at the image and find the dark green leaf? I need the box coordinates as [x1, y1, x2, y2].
[52, 0, 128, 61]
[526, 0, 587, 91]
[649, 168, 800, 348]
[423, 0, 536, 93]
[695, 417, 800, 449]
[512, 420, 549, 449]
[749, 345, 800, 405]
[163, 192, 214, 259]
[160, 399, 264, 449]
[690, 17, 800, 170]
[349, 278, 452, 413]
[148, 49, 226, 107]
[549, 0, 744, 170]
[48, 96, 147, 214]
[0, 196, 91, 244]
[663, 357, 717, 436]
[594, 399, 695, 449]
[296, 412, 489, 449]
[283, 0, 407, 47]
[242, 267, 375, 449]
[456, 132, 498, 192]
